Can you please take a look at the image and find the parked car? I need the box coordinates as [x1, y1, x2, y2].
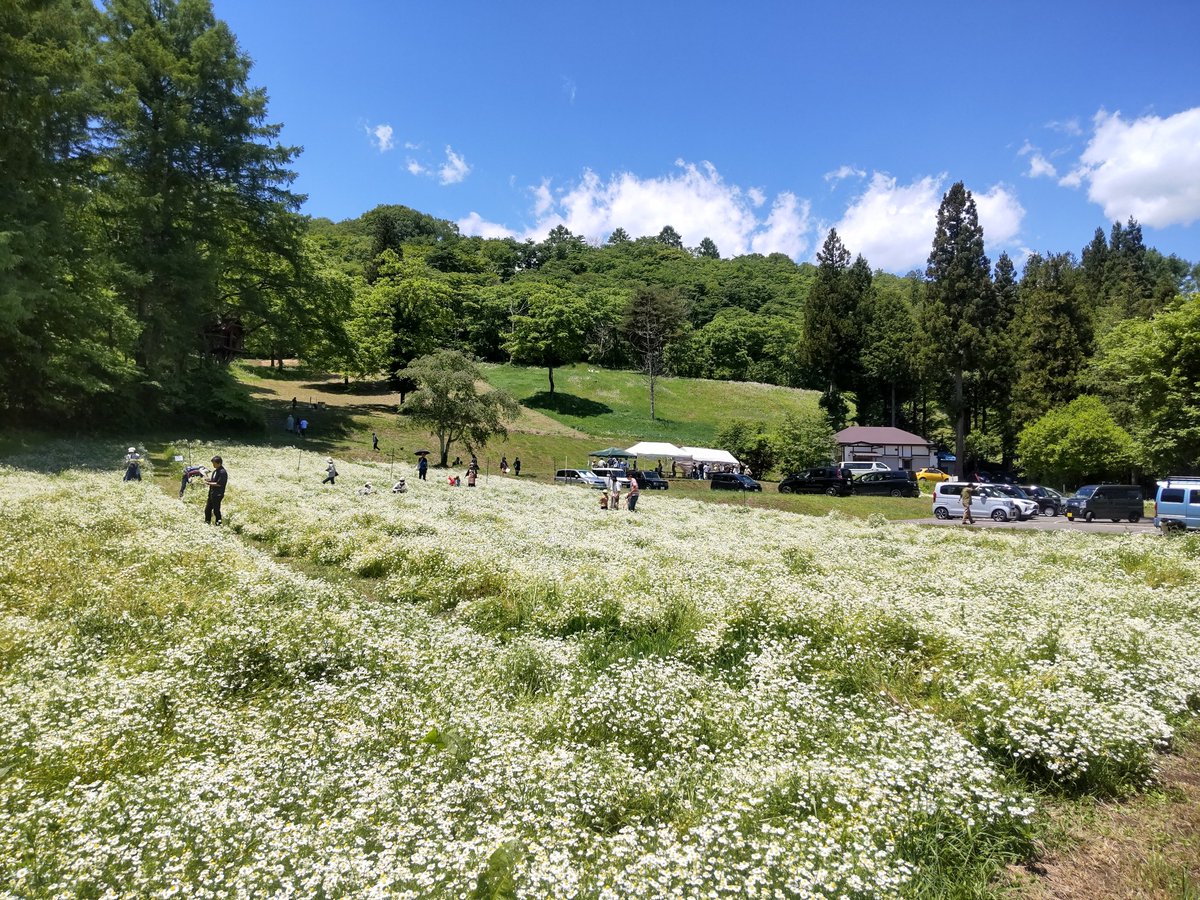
[1020, 484, 1065, 516]
[778, 466, 853, 496]
[711, 472, 762, 492]
[853, 470, 921, 497]
[987, 484, 1040, 519]
[590, 467, 631, 488]
[554, 469, 606, 489]
[1155, 477, 1200, 532]
[915, 467, 951, 486]
[931, 482, 1023, 522]
[628, 469, 669, 490]
[841, 461, 891, 478]
[1064, 484, 1144, 522]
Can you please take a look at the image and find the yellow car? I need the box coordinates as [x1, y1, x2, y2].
[915, 467, 951, 487]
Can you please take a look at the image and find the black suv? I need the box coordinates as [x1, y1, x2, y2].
[853, 470, 920, 497]
[710, 472, 762, 492]
[1020, 484, 1064, 516]
[629, 469, 668, 490]
[778, 466, 853, 496]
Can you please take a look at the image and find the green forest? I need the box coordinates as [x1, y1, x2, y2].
[4, 0, 1199, 477]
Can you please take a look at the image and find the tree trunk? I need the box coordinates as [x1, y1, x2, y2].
[648, 356, 657, 420]
[954, 366, 966, 478]
[548, 365, 555, 395]
[889, 381, 897, 427]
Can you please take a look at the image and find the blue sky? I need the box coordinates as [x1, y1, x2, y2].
[212, 0, 1200, 273]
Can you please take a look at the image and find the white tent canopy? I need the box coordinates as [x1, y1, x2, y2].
[625, 441, 691, 460]
[680, 446, 740, 466]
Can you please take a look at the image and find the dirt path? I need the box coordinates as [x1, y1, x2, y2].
[1008, 733, 1200, 899]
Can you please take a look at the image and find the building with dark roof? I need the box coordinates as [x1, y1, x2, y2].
[834, 426, 937, 471]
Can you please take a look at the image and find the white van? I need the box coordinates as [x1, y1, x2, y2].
[842, 461, 891, 478]
[932, 482, 1024, 522]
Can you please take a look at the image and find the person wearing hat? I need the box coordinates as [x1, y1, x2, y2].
[202, 456, 228, 525]
[322, 457, 338, 485]
[123, 447, 142, 482]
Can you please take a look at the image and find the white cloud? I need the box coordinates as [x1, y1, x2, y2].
[1026, 154, 1057, 178]
[1046, 117, 1083, 136]
[750, 193, 811, 258]
[406, 159, 427, 176]
[457, 160, 814, 260]
[834, 174, 943, 271]
[834, 174, 1024, 272]
[368, 123, 394, 153]
[531, 179, 554, 217]
[974, 184, 1024, 246]
[456, 212, 516, 239]
[562, 77, 577, 104]
[1059, 107, 1200, 227]
[1018, 141, 1056, 178]
[439, 146, 471, 185]
[824, 164, 866, 185]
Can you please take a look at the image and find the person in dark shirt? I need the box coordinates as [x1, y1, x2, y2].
[202, 455, 228, 525]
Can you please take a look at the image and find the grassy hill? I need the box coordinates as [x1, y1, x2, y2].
[233, 360, 824, 477]
[480, 363, 822, 446]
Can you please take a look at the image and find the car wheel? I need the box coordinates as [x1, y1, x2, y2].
[1129, 513, 1141, 523]
[779, 485, 793, 494]
[1050, 507, 1059, 517]
[1084, 511, 1094, 523]
[890, 488, 903, 497]
[934, 506, 949, 520]
[992, 508, 1009, 522]
[826, 486, 839, 496]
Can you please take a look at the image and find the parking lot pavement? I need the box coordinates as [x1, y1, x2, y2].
[916, 515, 1158, 535]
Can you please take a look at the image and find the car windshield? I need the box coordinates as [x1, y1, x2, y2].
[1074, 485, 1097, 498]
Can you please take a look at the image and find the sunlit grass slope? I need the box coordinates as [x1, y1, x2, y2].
[481, 363, 822, 445]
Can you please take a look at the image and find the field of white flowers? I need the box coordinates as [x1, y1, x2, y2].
[1, 442, 1198, 898]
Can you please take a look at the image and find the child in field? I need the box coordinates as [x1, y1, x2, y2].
[599, 492, 609, 510]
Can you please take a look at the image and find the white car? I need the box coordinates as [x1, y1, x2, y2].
[554, 469, 607, 489]
[932, 482, 1024, 522]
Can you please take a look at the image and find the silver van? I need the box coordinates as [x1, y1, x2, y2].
[1154, 477, 1200, 532]
[842, 461, 891, 478]
[932, 481, 1023, 521]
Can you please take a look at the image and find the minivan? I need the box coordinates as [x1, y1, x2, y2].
[779, 466, 853, 496]
[1154, 477, 1200, 532]
[932, 482, 1024, 521]
[1064, 484, 1144, 523]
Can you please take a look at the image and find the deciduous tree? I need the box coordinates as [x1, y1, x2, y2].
[399, 350, 520, 467]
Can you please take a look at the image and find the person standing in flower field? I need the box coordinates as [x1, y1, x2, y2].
[202, 456, 228, 525]
[513, 456, 521, 477]
[123, 447, 142, 482]
[961, 483, 975, 525]
[626, 474, 640, 512]
[418, 455, 428, 481]
[322, 457, 338, 485]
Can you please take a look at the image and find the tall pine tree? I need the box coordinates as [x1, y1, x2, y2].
[922, 182, 992, 476]
[803, 229, 862, 429]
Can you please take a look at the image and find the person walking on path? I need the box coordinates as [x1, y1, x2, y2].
[299, 418, 308, 437]
[123, 447, 142, 482]
[961, 483, 975, 525]
[322, 458, 338, 485]
[418, 456, 428, 481]
[513, 457, 521, 477]
[627, 474, 640, 512]
[286, 413, 295, 433]
[202, 456, 228, 525]
[372, 432, 379, 451]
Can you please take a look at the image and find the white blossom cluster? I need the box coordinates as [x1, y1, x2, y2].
[1, 445, 1197, 898]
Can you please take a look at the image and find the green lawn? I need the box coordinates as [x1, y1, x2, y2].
[480, 363, 822, 446]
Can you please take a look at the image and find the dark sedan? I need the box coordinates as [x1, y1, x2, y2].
[778, 466, 853, 496]
[852, 470, 921, 497]
[710, 472, 762, 492]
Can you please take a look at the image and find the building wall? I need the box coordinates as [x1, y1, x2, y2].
[838, 445, 938, 470]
